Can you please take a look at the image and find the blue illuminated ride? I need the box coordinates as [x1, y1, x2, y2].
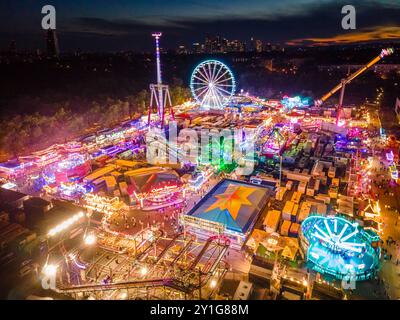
[300, 215, 380, 281]
[190, 60, 235, 110]
[280, 95, 311, 110]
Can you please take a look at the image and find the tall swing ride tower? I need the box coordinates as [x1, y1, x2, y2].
[148, 32, 174, 128]
[315, 47, 393, 125]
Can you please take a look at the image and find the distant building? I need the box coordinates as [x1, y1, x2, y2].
[177, 45, 187, 55]
[46, 29, 60, 58]
[255, 40, 263, 53]
[205, 35, 213, 53]
[250, 38, 263, 53]
[192, 35, 249, 54]
[227, 39, 246, 53]
[192, 42, 201, 54]
[205, 35, 223, 53]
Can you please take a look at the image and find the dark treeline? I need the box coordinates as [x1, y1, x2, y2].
[0, 86, 190, 160]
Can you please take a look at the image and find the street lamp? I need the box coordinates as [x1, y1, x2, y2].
[210, 278, 217, 289]
[84, 233, 97, 246]
[119, 292, 128, 300]
[140, 266, 148, 276]
[42, 264, 58, 277]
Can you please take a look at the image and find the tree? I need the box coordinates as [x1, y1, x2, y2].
[169, 86, 191, 105]
[133, 90, 149, 115]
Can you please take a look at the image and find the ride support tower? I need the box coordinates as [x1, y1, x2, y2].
[148, 32, 174, 128]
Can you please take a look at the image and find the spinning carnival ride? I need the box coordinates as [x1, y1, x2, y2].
[300, 215, 380, 281]
[190, 60, 236, 110]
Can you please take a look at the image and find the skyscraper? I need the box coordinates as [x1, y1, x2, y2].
[250, 37, 263, 53]
[255, 40, 263, 53]
[192, 42, 201, 54]
[46, 29, 60, 58]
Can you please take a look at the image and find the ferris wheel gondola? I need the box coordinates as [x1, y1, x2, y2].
[190, 60, 235, 110]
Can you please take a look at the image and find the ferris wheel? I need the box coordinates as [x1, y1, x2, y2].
[190, 60, 235, 110]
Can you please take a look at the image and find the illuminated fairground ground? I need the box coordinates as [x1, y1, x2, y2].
[0, 47, 398, 300]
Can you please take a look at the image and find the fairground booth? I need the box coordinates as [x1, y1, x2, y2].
[126, 167, 184, 210]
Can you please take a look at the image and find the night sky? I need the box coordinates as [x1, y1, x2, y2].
[0, 0, 399, 51]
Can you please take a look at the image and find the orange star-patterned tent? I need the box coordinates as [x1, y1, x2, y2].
[189, 179, 271, 234]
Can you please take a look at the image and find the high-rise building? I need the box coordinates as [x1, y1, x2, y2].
[227, 40, 245, 53]
[250, 38, 263, 53]
[205, 35, 212, 53]
[255, 40, 263, 53]
[196, 35, 249, 54]
[192, 42, 201, 54]
[177, 45, 187, 55]
[204, 35, 227, 53]
[46, 29, 60, 58]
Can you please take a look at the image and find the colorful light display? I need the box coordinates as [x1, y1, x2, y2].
[281, 96, 310, 110]
[133, 182, 183, 208]
[190, 60, 235, 110]
[300, 215, 380, 281]
[389, 164, 398, 180]
[47, 211, 85, 237]
[188, 169, 213, 191]
[262, 126, 287, 157]
[59, 182, 91, 198]
[83, 194, 126, 215]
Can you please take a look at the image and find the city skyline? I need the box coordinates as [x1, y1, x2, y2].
[1, 1, 400, 52]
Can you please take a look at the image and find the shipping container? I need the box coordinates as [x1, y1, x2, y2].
[282, 201, 295, 221]
[280, 220, 292, 236]
[263, 210, 281, 233]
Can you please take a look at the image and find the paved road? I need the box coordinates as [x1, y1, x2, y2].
[369, 157, 400, 299]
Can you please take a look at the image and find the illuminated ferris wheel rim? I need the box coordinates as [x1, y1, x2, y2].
[190, 59, 236, 110]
